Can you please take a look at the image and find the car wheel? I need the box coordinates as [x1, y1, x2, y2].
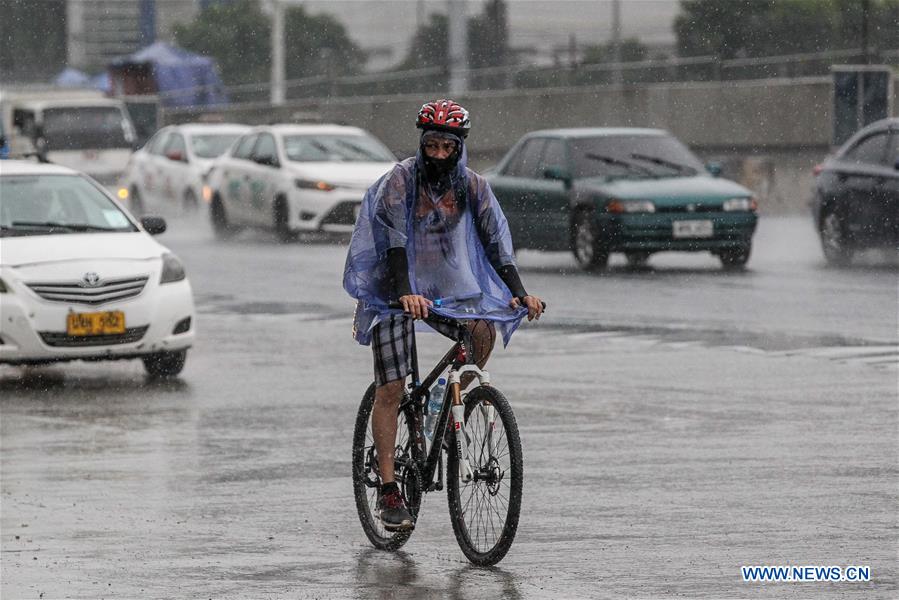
[273, 195, 297, 243]
[210, 193, 237, 240]
[572, 210, 609, 271]
[143, 349, 187, 378]
[625, 251, 650, 268]
[130, 186, 145, 216]
[183, 188, 199, 214]
[718, 245, 751, 271]
[820, 211, 853, 266]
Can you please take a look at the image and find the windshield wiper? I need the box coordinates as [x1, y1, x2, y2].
[584, 153, 654, 176]
[334, 139, 386, 161]
[11, 221, 121, 232]
[629, 153, 697, 175]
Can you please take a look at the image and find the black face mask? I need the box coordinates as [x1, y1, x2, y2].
[422, 150, 460, 181]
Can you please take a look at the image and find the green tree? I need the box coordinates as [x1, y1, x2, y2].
[398, 13, 448, 71]
[398, 0, 510, 70]
[469, 0, 510, 69]
[674, 0, 899, 59]
[174, 0, 270, 85]
[174, 0, 365, 87]
[284, 5, 365, 80]
[0, 0, 67, 83]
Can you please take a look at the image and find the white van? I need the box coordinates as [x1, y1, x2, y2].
[2, 92, 137, 186]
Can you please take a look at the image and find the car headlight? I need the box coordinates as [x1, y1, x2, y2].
[160, 253, 186, 284]
[295, 178, 335, 192]
[0, 277, 9, 293]
[722, 197, 757, 211]
[117, 187, 129, 201]
[606, 200, 656, 213]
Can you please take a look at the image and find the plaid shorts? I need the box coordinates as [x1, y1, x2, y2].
[371, 314, 463, 386]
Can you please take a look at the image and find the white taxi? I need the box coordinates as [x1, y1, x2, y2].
[204, 124, 396, 241]
[118, 122, 249, 215]
[0, 160, 195, 377]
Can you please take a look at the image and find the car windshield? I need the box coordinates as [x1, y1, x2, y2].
[0, 174, 137, 237]
[42, 106, 131, 151]
[191, 133, 242, 158]
[283, 134, 394, 163]
[570, 135, 704, 179]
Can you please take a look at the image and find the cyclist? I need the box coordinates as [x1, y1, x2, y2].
[344, 99, 543, 531]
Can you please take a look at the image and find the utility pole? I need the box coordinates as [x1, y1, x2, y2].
[611, 0, 622, 83]
[860, 0, 871, 64]
[448, 0, 468, 95]
[270, 0, 285, 105]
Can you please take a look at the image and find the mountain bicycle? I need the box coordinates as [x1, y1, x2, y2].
[351, 300, 543, 566]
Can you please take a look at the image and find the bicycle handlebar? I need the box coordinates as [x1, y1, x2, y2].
[387, 297, 547, 314]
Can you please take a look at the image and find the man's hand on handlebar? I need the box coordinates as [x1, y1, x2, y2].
[510, 295, 544, 321]
[399, 294, 433, 320]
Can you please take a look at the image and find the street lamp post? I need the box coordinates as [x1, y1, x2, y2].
[448, 0, 468, 95]
[271, 0, 285, 105]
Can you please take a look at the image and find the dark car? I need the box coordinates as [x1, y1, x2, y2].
[487, 128, 758, 271]
[812, 117, 899, 266]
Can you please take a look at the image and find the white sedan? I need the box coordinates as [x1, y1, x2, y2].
[204, 124, 396, 241]
[118, 122, 249, 216]
[0, 160, 195, 377]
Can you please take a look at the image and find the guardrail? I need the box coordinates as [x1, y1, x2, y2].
[156, 47, 899, 108]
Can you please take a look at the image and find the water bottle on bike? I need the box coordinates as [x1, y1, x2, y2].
[424, 377, 446, 442]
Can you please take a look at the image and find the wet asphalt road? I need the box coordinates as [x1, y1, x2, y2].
[1, 214, 897, 599]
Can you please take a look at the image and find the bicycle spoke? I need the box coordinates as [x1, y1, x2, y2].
[447, 388, 521, 564]
[460, 483, 477, 515]
[461, 404, 511, 554]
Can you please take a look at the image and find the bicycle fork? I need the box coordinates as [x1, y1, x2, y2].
[447, 366, 492, 484]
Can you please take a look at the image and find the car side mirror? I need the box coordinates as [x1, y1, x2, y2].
[255, 154, 278, 168]
[706, 161, 723, 177]
[543, 165, 572, 186]
[165, 149, 186, 163]
[140, 216, 167, 235]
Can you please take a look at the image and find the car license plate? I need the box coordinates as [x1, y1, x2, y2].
[673, 220, 713, 238]
[66, 311, 126, 336]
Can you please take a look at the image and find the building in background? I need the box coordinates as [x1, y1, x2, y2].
[66, 0, 199, 73]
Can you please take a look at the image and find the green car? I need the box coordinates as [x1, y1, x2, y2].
[487, 128, 758, 270]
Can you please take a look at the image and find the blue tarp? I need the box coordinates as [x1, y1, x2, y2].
[109, 42, 227, 108]
[91, 72, 111, 93]
[53, 68, 93, 88]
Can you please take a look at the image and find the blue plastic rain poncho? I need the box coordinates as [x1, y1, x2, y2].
[343, 142, 526, 346]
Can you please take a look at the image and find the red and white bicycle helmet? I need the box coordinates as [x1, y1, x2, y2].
[416, 99, 471, 138]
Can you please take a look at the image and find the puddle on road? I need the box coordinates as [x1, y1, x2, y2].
[194, 294, 345, 321]
[536, 321, 898, 369]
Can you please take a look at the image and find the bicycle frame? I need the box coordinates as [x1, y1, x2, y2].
[398, 313, 490, 492]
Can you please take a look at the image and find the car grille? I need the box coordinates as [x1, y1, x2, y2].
[26, 276, 149, 305]
[320, 201, 360, 226]
[38, 326, 150, 348]
[655, 203, 722, 213]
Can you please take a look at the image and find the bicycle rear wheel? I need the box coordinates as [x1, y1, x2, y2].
[446, 385, 523, 566]
[351, 384, 422, 551]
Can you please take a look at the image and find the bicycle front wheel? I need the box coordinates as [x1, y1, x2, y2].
[351, 383, 421, 551]
[446, 385, 523, 566]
